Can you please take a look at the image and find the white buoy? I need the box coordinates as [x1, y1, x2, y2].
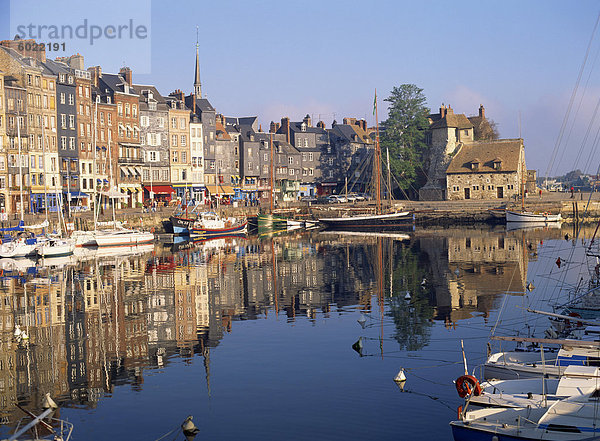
[42, 393, 58, 410]
[404, 291, 411, 301]
[357, 314, 367, 328]
[394, 368, 407, 382]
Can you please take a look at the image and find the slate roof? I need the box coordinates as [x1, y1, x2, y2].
[430, 113, 473, 130]
[99, 73, 138, 95]
[446, 139, 523, 174]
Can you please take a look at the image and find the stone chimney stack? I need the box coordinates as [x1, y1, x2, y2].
[479, 104, 485, 118]
[119, 66, 132, 85]
[447, 105, 454, 115]
[88, 66, 102, 87]
[440, 104, 446, 119]
[170, 89, 184, 102]
[269, 121, 277, 133]
[303, 114, 312, 128]
[281, 117, 290, 143]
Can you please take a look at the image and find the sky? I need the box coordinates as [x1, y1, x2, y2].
[2, 0, 600, 177]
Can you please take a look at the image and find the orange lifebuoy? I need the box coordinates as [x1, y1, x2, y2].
[455, 375, 482, 398]
[150, 227, 155, 233]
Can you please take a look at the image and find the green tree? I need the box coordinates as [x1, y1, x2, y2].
[380, 84, 430, 199]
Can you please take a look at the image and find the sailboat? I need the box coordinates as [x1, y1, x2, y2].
[506, 158, 561, 222]
[318, 91, 413, 230]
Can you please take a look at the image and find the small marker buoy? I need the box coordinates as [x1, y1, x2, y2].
[352, 337, 364, 356]
[182, 415, 199, 441]
[394, 368, 407, 383]
[357, 314, 367, 329]
[404, 291, 411, 301]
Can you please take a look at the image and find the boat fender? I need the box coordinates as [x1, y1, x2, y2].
[455, 375, 482, 398]
[568, 312, 583, 328]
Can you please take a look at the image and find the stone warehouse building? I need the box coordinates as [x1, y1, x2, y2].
[445, 138, 524, 201]
[419, 105, 526, 201]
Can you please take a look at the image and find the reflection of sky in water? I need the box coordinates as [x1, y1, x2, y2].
[0, 225, 592, 439]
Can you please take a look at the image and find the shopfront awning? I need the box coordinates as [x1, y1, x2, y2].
[63, 191, 89, 198]
[206, 184, 235, 195]
[144, 185, 174, 194]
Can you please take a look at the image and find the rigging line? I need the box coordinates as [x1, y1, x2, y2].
[569, 96, 600, 173]
[556, 35, 600, 174]
[545, 10, 600, 181]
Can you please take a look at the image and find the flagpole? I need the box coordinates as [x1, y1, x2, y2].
[374, 89, 382, 214]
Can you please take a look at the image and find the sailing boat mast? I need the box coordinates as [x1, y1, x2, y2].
[269, 133, 274, 214]
[374, 90, 382, 215]
[386, 146, 392, 208]
[16, 111, 24, 221]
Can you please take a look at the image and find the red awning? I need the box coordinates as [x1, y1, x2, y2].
[144, 185, 175, 194]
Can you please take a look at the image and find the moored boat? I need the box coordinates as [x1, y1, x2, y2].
[37, 237, 76, 258]
[93, 229, 155, 247]
[189, 212, 247, 238]
[318, 211, 414, 230]
[506, 210, 562, 222]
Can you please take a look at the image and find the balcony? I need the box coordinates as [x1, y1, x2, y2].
[118, 157, 143, 164]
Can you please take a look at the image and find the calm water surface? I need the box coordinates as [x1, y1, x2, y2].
[0, 224, 591, 440]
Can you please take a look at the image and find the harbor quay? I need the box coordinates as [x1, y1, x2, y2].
[4, 190, 599, 234]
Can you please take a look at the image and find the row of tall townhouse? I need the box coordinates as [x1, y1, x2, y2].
[0, 37, 377, 215]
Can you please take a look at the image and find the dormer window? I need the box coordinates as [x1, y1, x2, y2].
[301, 122, 307, 132]
[493, 158, 502, 170]
[470, 159, 480, 170]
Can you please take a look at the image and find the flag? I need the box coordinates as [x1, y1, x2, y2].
[373, 90, 377, 115]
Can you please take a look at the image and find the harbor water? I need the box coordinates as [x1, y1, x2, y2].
[0, 223, 590, 440]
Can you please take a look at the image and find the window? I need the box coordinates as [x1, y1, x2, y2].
[171, 135, 177, 146]
[61, 114, 66, 129]
[172, 151, 178, 162]
[328, 158, 333, 166]
[78, 85, 83, 96]
[289, 168, 294, 175]
[141, 116, 149, 127]
[288, 156, 293, 164]
[60, 93, 65, 104]
[158, 117, 164, 128]
[304, 138, 308, 147]
[107, 113, 112, 125]
[247, 162, 252, 171]
[100, 112, 104, 124]
[68, 94, 74, 105]
[132, 104, 137, 117]
[182, 151, 187, 162]
[61, 137, 67, 149]
[180, 135, 186, 146]
[171, 118, 176, 129]
[69, 115, 75, 129]
[125, 103, 130, 117]
[118, 103, 123, 116]
[309, 168, 314, 176]
[179, 118, 186, 129]
[69, 137, 75, 149]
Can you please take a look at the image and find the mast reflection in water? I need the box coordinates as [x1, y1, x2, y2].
[0, 226, 557, 439]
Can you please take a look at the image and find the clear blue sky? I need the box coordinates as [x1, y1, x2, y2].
[2, 0, 600, 176]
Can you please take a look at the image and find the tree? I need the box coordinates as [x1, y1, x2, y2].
[473, 118, 500, 141]
[380, 84, 430, 199]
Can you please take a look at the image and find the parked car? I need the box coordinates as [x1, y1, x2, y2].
[327, 195, 347, 203]
[300, 195, 317, 202]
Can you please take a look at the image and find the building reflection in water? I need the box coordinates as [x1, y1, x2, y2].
[0, 226, 552, 424]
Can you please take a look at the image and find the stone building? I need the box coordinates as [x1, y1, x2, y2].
[135, 84, 173, 204]
[445, 138, 524, 201]
[420, 105, 526, 201]
[92, 67, 142, 208]
[0, 71, 7, 213]
[166, 91, 191, 200]
[189, 115, 204, 202]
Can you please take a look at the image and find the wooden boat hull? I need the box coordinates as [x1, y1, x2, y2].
[94, 230, 155, 247]
[169, 216, 195, 235]
[318, 211, 414, 230]
[506, 211, 562, 222]
[257, 214, 288, 234]
[190, 222, 248, 238]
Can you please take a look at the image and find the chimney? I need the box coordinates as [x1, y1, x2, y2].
[447, 105, 454, 115]
[303, 114, 312, 128]
[317, 121, 325, 129]
[479, 104, 485, 118]
[281, 117, 290, 143]
[269, 121, 276, 133]
[170, 89, 184, 102]
[191, 93, 196, 114]
[440, 104, 446, 119]
[276, 122, 280, 131]
[88, 66, 102, 87]
[119, 66, 132, 85]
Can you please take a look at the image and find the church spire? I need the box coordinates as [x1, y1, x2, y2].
[194, 26, 202, 98]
